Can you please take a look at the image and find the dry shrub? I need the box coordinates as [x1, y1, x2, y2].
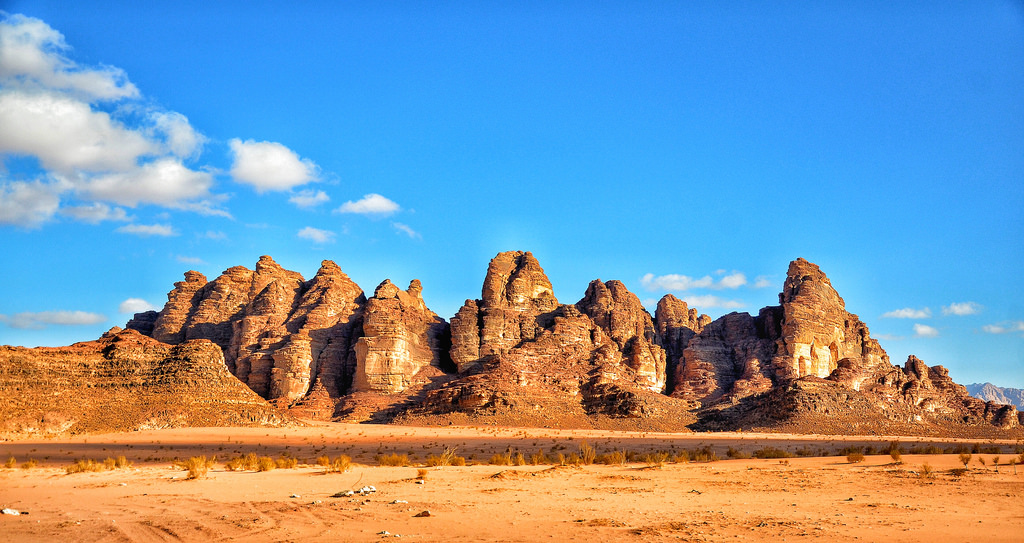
[890, 449, 903, 464]
[416, 468, 428, 480]
[949, 467, 968, 477]
[489, 453, 512, 466]
[4, 456, 16, 469]
[642, 452, 670, 468]
[328, 455, 352, 473]
[316, 455, 330, 467]
[978, 457, 987, 467]
[726, 447, 750, 459]
[20, 458, 37, 470]
[179, 455, 216, 480]
[692, 447, 719, 462]
[958, 453, 972, 467]
[256, 456, 276, 472]
[847, 452, 866, 463]
[754, 447, 792, 459]
[919, 463, 935, 480]
[114, 455, 131, 469]
[225, 457, 246, 471]
[529, 450, 547, 465]
[66, 459, 104, 474]
[579, 441, 596, 465]
[674, 450, 690, 463]
[597, 451, 626, 465]
[377, 453, 410, 467]
[426, 447, 465, 467]
[103, 457, 117, 470]
[275, 456, 298, 469]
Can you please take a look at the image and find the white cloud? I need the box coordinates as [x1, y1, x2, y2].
[61, 202, 129, 223]
[680, 295, 745, 310]
[289, 189, 329, 208]
[753, 275, 773, 289]
[0, 177, 62, 226]
[640, 271, 747, 292]
[0, 14, 222, 224]
[297, 226, 335, 244]
[881, 307, 932, 319]
[0, 309, 106, 329]
[0, 90, 155, 174]
[201, 230, 227, 240]
[175, 255, 205, 264]
[942, 302, 982, 316]
[0, 14, 138, 101]
[392, 222, 421, 239]
[913, 323, 939, 338]
[981, 321, 1024, 335]
[874, 333, 905, 341]
[229, 138, 318, 192]
[116, 223, 176, 237]
[82, 157, 214, 208]
[118, 298, 156, 314]
[718, 272, 746, 289]
[150, 111, 205, 158]
[336, 193, 400, 216]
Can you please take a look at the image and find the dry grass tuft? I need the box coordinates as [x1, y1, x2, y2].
[377, 453, 410, 467]
[178, 455, 216, 480]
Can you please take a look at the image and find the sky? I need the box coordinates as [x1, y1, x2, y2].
[1, 2, 1022, 388]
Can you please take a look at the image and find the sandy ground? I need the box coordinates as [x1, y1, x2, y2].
[2, 423, 1022, 542]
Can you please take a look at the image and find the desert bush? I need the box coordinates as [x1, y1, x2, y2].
[21, 458, 37, 470]
[330, 455, 351, 473]
[597, 451, 626, 465]
[225, 457, 246, 471]
[919, 463, 935, 479]
[179, 455, 216, 480]
[971, 443, 981, 454]
[794, 447, 815, 457]
[753, 447, 792, 459]
[275, 456, 298, 469]
[416, 468, 428, 480]
[489, 453, 511, 466]
[514, 452, 526, 466]
[529, 450, 546, 465]
[693, 447, 719, 463]
[642, 452, 670, 468]
[726, 447, 750, 459]
[256, 456, 276, 472]
[114, 455, 131, 469]
[978, 457, 987, 467]
[316, 455, 330, 467]
[103, 457, 117, 470]
[4, 456, 15, 469]
[890, 449, 902, 463]
[1009, 458, 1018, 474]
[949, 467, 968, 477]
[847, 452, 865, 463]
[886, 441, 902, 455]
[579, 441, 596, 465]
[674, 450, 690, 463]
[66, 459, 105, 474]
[377, 453, 410, 467]
[958, 453, 972, 468]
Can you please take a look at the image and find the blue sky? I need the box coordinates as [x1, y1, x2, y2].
[1, 2, 1022, 387]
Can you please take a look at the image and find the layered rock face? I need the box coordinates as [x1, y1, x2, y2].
[0, 328, 286, 437]
[148, 256, 372, 404]
[352, 279, 450, 394]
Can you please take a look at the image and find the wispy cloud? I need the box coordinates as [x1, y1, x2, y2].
[116, 223, 176, 237]
[640, 272, 747, 292]
[118, 298, 156, 314]
[942, 302, 982, 316]
[201, 230, 226, 240]
[392, 222, 420, 239]
[753, 275, 773, 289]
[680, 295, 744, 310]
[289, 189, 329, 208]
[981, 321, 1024, 334]
[335, 193, 400, 216]
[297, 226, 335, 244]
[61, 202, 130, 224]
[175, 255, 204, 264]
[913, 323, 939, 338]
[881, 307, 932, 319]
[0, 310, 106, 329]
[229, 138, 318, 192]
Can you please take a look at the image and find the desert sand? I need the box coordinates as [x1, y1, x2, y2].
[2, 423, 1022, 542]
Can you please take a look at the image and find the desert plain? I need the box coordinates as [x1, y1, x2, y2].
[1, 423, 1021, 542]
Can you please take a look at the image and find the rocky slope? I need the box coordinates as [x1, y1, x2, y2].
[966, 383, 1024, 410]
[6, 251, 1015, 437]
[0, 328, 287, 437]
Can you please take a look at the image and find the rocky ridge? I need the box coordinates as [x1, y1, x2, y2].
[8, 251, 1016, 437]
[0, 328, 287, 437]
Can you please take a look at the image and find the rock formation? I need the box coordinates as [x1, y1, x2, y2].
[965, 383, 1024, 410]
[0, 328, 287, 437]
[352, 279, 450, 394]
[94, 251, 1021, 435]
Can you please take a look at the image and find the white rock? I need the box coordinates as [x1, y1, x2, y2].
[2, 508, 20, 516]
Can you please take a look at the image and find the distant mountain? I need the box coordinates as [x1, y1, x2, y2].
[966, 383, 1024, 410]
